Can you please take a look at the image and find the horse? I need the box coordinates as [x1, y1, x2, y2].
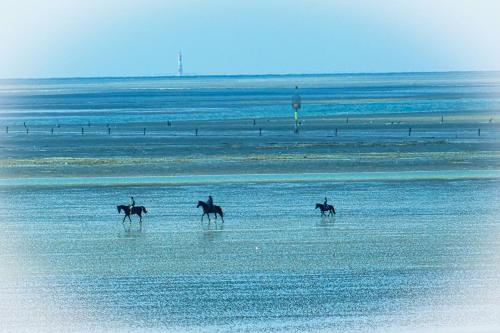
[197, 201, 224, 223]
[315, 203, 336, 216]
[117, 205, 147, 223]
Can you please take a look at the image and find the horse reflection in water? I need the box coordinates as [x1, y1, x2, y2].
[201, 221, 224, 242]
[197, 201, 224, 223]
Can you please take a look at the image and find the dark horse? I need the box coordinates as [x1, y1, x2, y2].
[117, 205, 147, 223]
[197, 201, 224, 223]
[315, 203, 336, 216]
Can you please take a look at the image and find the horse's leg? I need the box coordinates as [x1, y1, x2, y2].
[128, 214, 132, 223]
[122, 215, 127, 223]
[138, 213, 142, 223]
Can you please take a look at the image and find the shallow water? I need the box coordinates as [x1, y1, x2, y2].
[1, 72, 499, 332]
[1, 169, 500, 187]
[1, 72, 500, 125]
[1, 179, 499, 332]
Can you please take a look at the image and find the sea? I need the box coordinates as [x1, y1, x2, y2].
[1, 71, 500, 125]
[0, 72, 500, 332]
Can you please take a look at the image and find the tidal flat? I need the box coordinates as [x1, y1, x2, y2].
[1, 72, 500, 332]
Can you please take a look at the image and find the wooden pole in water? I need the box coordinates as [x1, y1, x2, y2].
[259, 128, 262, 136]
[108, 127, 111, 135]
[143, 128, 146, 136]
[195, 128, 198, 136]
[478, 128, 481, 136]
[51, 128, 54, 135]
[408, 127, 412, 136]
[26, 128, 28, 134]
[81, 127, 84, 135]
[5, 126, 8, 133]
[335, 128, 338, 137]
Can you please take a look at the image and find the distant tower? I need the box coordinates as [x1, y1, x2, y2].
[178, 51, 183, 76]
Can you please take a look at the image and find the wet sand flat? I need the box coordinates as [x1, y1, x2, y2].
[1, 180, 500, 332]
[1, 73, 500, 332]
[0, 111, 499, 179]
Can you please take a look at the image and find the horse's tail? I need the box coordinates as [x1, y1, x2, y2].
[142, 206, 147, 213]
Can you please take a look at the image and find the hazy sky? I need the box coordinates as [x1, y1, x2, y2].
[1, 0, 500, 78]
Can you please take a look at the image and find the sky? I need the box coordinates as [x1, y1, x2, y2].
[0, 0, 500, 78]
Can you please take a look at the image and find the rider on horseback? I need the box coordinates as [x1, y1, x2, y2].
[129, 196, 135, 211]
[324, 197, 328, 209]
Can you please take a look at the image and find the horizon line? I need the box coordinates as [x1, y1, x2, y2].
[1, 69, 500, 81]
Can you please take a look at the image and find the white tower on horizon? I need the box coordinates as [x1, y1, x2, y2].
[178, 51, 183, 76]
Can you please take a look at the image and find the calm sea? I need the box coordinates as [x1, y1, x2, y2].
[0, 71, 499, 125]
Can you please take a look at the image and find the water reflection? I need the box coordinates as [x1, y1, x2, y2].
[317, 215, 335, 226]
[119, 221, 144, 237]
[201, 221, 224, 242]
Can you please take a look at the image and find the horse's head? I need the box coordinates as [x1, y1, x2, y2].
[315, 203, 321, 209]
[197, 201, 204, 208]
[117, 205, 121, 213]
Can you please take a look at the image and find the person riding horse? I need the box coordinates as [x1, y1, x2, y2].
[315, 196, 335, 216]
[197, 198, 224, 223]
[117, 197, 147, 223]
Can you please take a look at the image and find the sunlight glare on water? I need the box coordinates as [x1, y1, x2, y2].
[1, 180, 499, 332]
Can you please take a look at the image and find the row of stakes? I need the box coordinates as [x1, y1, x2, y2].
[4, 117, 490, 137]
[4, 125, 485, 137]
[4, 121, 265, 137]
